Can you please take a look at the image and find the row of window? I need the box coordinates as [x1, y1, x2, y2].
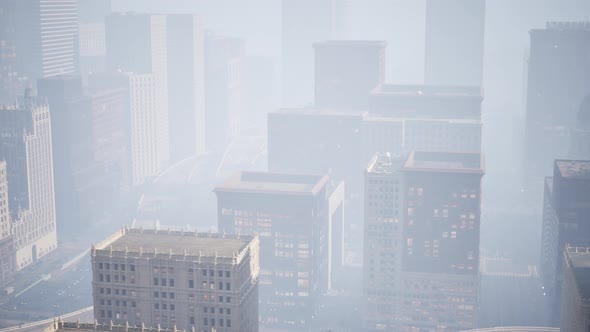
[99, 288, 136, 296]
[99, 299, 137, 308]
[98, 262, 135, 271]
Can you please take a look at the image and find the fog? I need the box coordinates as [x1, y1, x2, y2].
[0, 0, 589, 331]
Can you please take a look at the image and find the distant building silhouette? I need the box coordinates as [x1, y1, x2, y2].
[92, 228, 259, 331]
[167, 15, 206, 160]
[525, 22, 590, 177]
[215, 172, 344, 329]
[204, 33, 243, 153]
[281, 0, 350, 106]
[314, 40, 386, 111]
[424, 0, 485, 87]
[0, 98, 58, 272]
[540, 159, 590, 325]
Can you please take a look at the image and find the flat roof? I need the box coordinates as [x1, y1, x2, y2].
[313, 40, 387, 48]
[555, 159, 590, 179]
[271, 107, 367, 117]
[371, 84, 482, 98]
[480, 257, 537, 277]
[95, 228, 252, 258]
[215, 171, 329, 196]
[366, 152, 406, 174]
[566, 247, 590, 300]
[403, 151, 485, 175]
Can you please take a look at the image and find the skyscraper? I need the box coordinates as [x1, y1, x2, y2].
[0, 0, 79, 100]
[0, 98, 58, 271]
[424, 0, 486, 87]
[314, 40, 386, 111]
[363, 151, 484, 330]
[105, 14, 170, 185]
[281, 0, 350, 106]
[0, 161, 14, 283]
[540, 159, 590, 324]
[525, 22, 590, 176]
[215, 172, 344, 329]
[560, 246, 590, 332]
[92, 228, 260, 331]
[167, 15, 206, 160]
[204, 34, 243, 152]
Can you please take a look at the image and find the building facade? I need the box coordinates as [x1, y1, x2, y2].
[314, 40, 386, 111]
[0, 99, 58, 271]
[0, 161, 14, 283]
[424, 0, 486, 87]
[215, 172, 344, 328]
[560, 247, 590, 332]
[525, 22, 590, 176]
[92, 228, 259, 332]
[167, 15, 206, 160]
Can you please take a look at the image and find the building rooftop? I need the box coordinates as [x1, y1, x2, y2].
[214, 171, 329, 196]
[313, 40, 387, 49]
[544, 21, 590, 31]
[366, 152, 406, 174]
[403, 151, 485, 175]
[94, 228, 253, 258]
[371, 84, 482, 98]
[480, 257, 538, 277]
[43, 321, 192, 332]
[271, 107, 367, 118]
[566, 247, 590, 300]
[555, 159, 590, 179]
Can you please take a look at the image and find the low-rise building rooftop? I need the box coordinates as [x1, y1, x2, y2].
[403, 151, 485, 174]
[214, 171, 329, 196]
[555, 159, 590, 179]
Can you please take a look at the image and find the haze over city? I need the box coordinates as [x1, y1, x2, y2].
[0, 1, 589, 331]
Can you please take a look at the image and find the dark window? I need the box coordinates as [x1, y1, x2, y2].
[204, 307, 208, 313]
[227, 319, 231, 327]
[209, 269, 214, 277]
[219, 282, 223, 290]
[226, 282, 230, 291]
[190, 317, 195, 325]
[162, 292, 167, 298]
[99, 274, 104, 282]
[162, 303, 167, 310]
[123, 301, 127, 307]
[153, 278, 159, 286]
[114, 264, 118, 270]
[227, 308, 231, 315]
[170, 304, 175, 311]
[211, 318, 215, 327]
[226, 296, 230, 303]
[204, 318, 208, 326]
[107, 288, 111, 295]
[122, 289, 127, 296]
[107, 310, 112, 318]
[101, 310, 105, 318]
[218, 270, 223, 277]
[226, 271, 230, 278]
[99, 263, 103, 269]
[130, 264, 135, 271]
[121, 264, 125, 271]
[219, 296, 223, 302]
[161, 278, 167, 286]
[169, 279, 174, 287]
[154, 291, 159, 298]
[131, 301, 136, 308]
[202, 269, 207, 276]
[115, 289, 119, 295]
[106, 275, 111, 282]
[106, 263, 110, 270]
[170, 292, 175, 299]
[155, 303, 159, 309]
[100, 288, 104, 294]
[188, 280, 194, 288]
[220, 319, 224, 327]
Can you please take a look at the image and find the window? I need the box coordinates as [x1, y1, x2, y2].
[106, 263, 110, 270]
[100, 288, 105, 294]
[209, 269, 214, 277]
[106, 275, 111, 282]
[188, 280, 194, 288]
[99, 263, 103, 269]
[204, 307, 208, 313]
[219, 296, 223, 302]
[211, 319, 215, 327]
[114, 264, 118, 271]
[131, 301, 136, 308]
[170, 304, 175, 311]
[99, 274, 104, 282]
[227, 308, 231, 315]
[162, 304, 167, 310]
[107, 288, 111, 295]
[115, 289, 119, 295]
[226, 283, 230, 291]
[161, 292, 167, 298]
[161, 278, 167, 286]
[202, 269, 207, 276]
[218, 270, 223, 277]
[130, 265, 135, 272]
[121, 264, 125, 271]
[226, 296, 230, 303]
[204, 318, 208, 326]
[220, 319, 224, 327]
[190, 317, 195, 325]
[122, 289, 127, 296]
[169, 279, 174, 287]
[219, 282, 223, 290]
[227, 319, 231, 327]
[226, 271, 230, 278]
[153, 278, 159, 286]
[170, 292, 175, 299]
[155, 303, 159, 309]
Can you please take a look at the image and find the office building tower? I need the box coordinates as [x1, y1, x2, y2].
[205, 34, 243, 152]
[0, 161, 14, 283]
[281, 0, 350, 106]
[37, 76, 93, 238]
[106, 13, 169, 179]
[0, 98, 58, 271]
[363, 153, 406, 330]
[540, 160, 590, 324]
[399, 151, 484, 330]
[215, 172, 344, 328]
[561, 247, 590, 332]
[79, 22, 106, 77]
[569, 94, 590, 160]
[167, 15, 206, 160]
[92, 228, 259, 332]
[424, 0, 486, 87]
[0, 0, 78, 100]
[525, 22, 590, 176]
[314, 40, 386, 111]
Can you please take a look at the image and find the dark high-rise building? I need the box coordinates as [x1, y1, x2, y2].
[540, 160, 590, 324]
[167, 15, 206, 160]
[561, 246, 590, 332]
[281, 0, 350, 106]
[215, 172, 344, 329]
[0, 0, 79, 100]
[525, 22, 590, 176]
[92, 228, 260, 331]
[363, 151, 484, 330]
[205, 33, 244, 152]
[424, 0, 486, 87]
[0, 98, 58, 271]
[314, 40, 386, 111]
